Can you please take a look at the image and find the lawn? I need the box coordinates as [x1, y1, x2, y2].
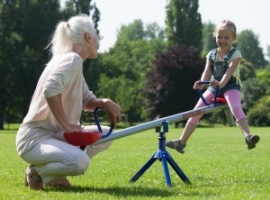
[0, 126, 269, 199]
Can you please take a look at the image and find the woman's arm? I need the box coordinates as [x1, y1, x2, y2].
[85, 98, 121, 128]
[46, 94, 77, 133]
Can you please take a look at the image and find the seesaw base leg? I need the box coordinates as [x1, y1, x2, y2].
[129, 122, 191, 187]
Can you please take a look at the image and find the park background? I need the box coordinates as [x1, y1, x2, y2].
[0, 0, 270, 129]
[0, 1, 269, 199]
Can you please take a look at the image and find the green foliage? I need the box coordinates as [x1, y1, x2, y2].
[256, 65, 270, 90]
[0, 0, 62, 128]
[239, 59, 256, 81]
[247, 96, 270, 126]
[97, 20, 167, 122]
[1, 127, 270, 199]
[66, 0, 101, 36]
[0, 0, 101, 128]
[201, 21, 217, 57]
[143, 45, 204, 119]
[116, 19, 145, 42]
[267, 45, 270, 62]
[241, 78, 266, 111]
[244, 67, 270, 127]
[98, 74, 137, 114]
[236, 30, 267, 69]
[165, 0, 202, 49]
[145, 22, 165, 40]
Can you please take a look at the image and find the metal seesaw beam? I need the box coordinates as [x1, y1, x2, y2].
[93, 103, 228, 145]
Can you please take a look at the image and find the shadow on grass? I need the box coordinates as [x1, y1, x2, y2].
[46, 185, 173, 197]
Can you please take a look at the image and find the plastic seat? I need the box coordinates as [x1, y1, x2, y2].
[63, 131, 102, 146]
[212, 97, 227, 104]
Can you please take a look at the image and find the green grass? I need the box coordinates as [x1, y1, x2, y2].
[0, 126, 269, 199]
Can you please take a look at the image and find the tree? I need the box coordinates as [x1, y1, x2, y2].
[0, 0, 62, 128]
[61, 0, 101, 90]
[267, 45, 270, 63]
[241, 78, 266, 111]
[236, 30, 267, 69]
[97, 21, 167, 122]
[116, 19, 145, 42]
[239, 59, 256, 82]
[0, 0, 21, 129]
[15, 0, 61, 116]
[201, 21, 217, 57]
[247, 96, 270, 126]
[165, 0, 202, 49]
[256, 65, 270, 94]
[142, 45, 204, 120]
[145, 22, 165, 40]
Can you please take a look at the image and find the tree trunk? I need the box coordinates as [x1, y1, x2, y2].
[0, 112, 4, 130]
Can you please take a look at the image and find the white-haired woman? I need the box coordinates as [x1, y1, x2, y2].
[16, 14, 121, 190]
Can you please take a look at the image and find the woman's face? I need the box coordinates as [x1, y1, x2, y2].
[87, 34, 99, 59]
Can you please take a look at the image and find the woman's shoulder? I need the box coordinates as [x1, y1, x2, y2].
[49, 52, 83, 73]
[64, 52, 83, 64]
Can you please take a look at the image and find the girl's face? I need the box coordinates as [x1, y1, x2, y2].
[215, 26, 236, 51]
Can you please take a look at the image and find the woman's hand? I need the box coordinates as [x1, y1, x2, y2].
[102, 99, 122, 128]
[85, 98, 122, 128]
[64, 124, 82, 133]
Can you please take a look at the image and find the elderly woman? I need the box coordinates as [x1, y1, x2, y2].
[16, 14, 121, 190]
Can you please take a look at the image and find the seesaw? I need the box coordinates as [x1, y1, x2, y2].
[64, 81, 235, 187]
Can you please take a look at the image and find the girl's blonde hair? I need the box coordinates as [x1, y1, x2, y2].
[47, 14, 98, 56]
[213, 20, 237, 37]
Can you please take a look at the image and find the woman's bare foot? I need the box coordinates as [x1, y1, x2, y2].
[45, 177, 72, 187]
[25, 165, 43, 190]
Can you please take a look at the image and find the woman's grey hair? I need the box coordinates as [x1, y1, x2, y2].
[47, 14, 98, 56]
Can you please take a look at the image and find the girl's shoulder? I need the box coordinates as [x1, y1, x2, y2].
[206, 48, 217, 60]
[231, 48, 242, 60]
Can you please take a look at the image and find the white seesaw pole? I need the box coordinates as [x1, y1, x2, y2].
[93, 103, 228, 145]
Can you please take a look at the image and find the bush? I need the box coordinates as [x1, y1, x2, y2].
[247, 96, 270, 126]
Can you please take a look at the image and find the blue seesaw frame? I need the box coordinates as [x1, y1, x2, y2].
[92, 81, 233, 187]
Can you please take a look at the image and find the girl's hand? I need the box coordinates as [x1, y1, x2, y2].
[193, 80, 205, 90]
[210, 79, 221, 88]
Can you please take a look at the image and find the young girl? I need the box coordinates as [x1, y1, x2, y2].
[16, 15, 121, 190]
[166, 20, 260, 154]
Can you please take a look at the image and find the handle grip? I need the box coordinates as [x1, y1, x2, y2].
[197, 81, 219, 106]
[94, 107, 113, 139]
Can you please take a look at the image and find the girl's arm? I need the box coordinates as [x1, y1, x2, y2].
[201, 58, 212, 81]
[194, 58, 212, 90]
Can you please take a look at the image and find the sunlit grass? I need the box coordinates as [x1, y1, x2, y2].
[0, 126, 269, 199]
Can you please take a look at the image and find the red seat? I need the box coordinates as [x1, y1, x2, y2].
[64, 131, 102, 146]
[211, 97, 227, 104]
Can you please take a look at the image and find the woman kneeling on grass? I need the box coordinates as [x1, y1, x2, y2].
[16, 14, 121, 190]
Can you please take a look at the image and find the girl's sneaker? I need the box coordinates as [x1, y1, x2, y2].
[245, 134, 260, 149]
